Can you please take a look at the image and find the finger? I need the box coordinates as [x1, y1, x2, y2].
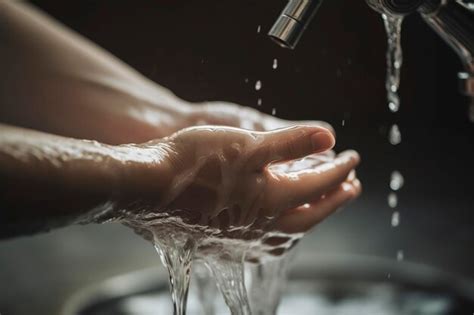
[250, 126, 335, 168]
[266, 150, 360, 210]
[273, 178, 362, 234]
[262, 116, 336, 137]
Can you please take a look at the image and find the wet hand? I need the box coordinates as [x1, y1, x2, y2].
[122, 125, 360, 236]
[188, 101, 335, 134]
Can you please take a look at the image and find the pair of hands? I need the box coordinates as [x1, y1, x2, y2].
[0, 1, 361, 242]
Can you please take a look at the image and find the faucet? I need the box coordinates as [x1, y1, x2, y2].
[268, 0, 474, 120]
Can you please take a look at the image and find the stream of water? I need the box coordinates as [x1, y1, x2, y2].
[383, 14, 405, 263]
[114, 15, 408, 315]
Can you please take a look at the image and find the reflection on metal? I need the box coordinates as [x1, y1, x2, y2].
[269, 0, 474, 120]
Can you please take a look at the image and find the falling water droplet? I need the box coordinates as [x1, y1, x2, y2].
[257, 25, 261, 33]
[342, 119, 345, 127]
[391, 211, 400, 227]
[255, 80, 262, 91]
[389, 124, 401, 145]
[272, 108, 276, 116]
[388, 192, 398, 208]
[244, 78, 249, 83]
[390, 171, 404, 191]
[257, 98, 262, 106]
[389, 99, 400, 113]
[397, 250, 404, 261]
[272, 58, 278, 70]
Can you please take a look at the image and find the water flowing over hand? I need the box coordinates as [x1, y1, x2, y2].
[118, 125, 360, 243]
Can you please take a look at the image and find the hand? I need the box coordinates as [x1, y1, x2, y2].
[120, 125, 360, 241]
[188, 101, 335, 134]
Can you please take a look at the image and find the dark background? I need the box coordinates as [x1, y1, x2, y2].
[0, 1, 473, 314]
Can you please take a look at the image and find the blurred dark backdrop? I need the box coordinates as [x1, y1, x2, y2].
[0, 1, 473, 314]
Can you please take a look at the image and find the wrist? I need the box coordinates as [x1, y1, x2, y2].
[110, 141, 175, 207]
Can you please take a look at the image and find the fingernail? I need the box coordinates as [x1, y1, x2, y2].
[311, 131, 335, 151]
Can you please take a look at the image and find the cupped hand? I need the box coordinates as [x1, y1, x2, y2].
[120, 125, 360, 238]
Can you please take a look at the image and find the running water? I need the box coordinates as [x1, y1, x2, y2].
[154, 233, 197, 315]
[382, 14, 403, 114]
[248, 254, 293, 315]
[383, 14, 405, 262]
[117, 155, 328, 315]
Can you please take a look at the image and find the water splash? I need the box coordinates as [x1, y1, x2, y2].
[255, 80, 262, 91]
[382, 14, 404, 113]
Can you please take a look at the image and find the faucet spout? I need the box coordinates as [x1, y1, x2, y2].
[269, 0, 474, 120]
[268, 0, 324, 49]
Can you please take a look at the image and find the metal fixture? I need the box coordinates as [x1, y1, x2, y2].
[269, 0, 474, 120]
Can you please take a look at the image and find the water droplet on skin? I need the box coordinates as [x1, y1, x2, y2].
[272, 58, 278, 70]
[257, 98, 262, 106]
[255, 80, 262, 91]
[391, 211, 400, 227]
[397, 250, 404, 261]
[272, 108, 276, 115]
[257, 25, 261, 33]
[388, 192, 398, 208]
[390, 171, 404, 191]
[389, 124, 401, 145]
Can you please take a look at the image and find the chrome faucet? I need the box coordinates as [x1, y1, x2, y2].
[269, 0, 474, 120]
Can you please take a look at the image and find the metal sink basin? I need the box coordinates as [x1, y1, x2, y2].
[62, 255, 474, 315]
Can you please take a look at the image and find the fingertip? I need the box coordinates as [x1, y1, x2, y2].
[311, 130, 335, 153]
[353, 178, 362, 195]
[339, 149, 361, 165]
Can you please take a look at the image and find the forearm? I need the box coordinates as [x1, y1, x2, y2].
[0, 1, 191, 144]
[0, 124, 123, 238]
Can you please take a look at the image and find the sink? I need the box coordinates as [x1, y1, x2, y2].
[62, 255, 474, 315]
